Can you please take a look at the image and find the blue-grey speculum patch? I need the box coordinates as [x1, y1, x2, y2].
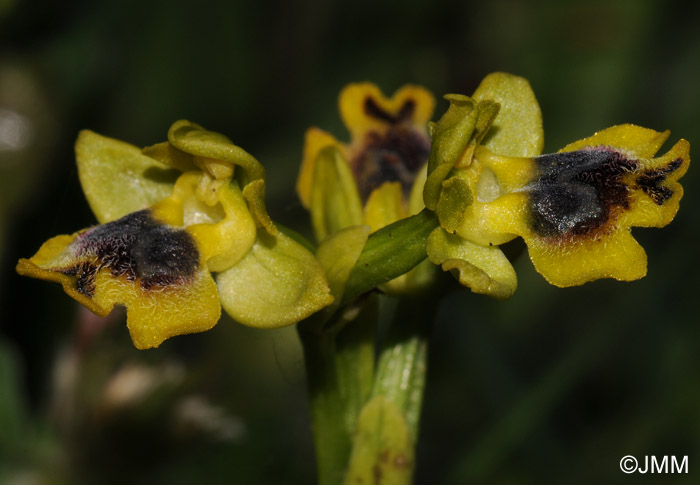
[529, 148, 636, 238]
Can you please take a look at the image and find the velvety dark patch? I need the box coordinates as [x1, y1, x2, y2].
[363, 97, 415, 125]
[351, 127, 430, 202]
[62, 210, 199, 297]
[635, 158, 682, 205]
[529, 149, 637, 237]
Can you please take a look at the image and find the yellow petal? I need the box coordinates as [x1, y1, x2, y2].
[297, 127, 344, 209]
[364, 181, 407, 233]
[151, 172, 257, 272]
[426, 228, 516, 299]
[474, 145, 536, 193]
[624, 139, 690, 228]
[525, 227, 647, 287]
[217, 231, 333, 328]
[456, 191, 526, 246]
[16, 211, 221, 349]
[119, 267, 220, 350]
[76, 130, 180, 224]
[560, 124, 670, 158]
[16, 234, 110, 316]
[340, 83, 434, 139]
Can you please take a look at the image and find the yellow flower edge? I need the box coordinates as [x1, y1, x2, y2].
[340, 83, 434, 139]
[16, 212, 221, 350]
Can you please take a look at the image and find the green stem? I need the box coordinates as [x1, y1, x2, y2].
[343, 294, 436, 484]
[300, 299, 378, 485]
[371, 299, 430, 442]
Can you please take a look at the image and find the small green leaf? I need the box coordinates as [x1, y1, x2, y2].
[472, 72, 544, 157]
[344, 396, 414, 485]
[311, 146, 365, 241]
[76, 130, 180, 223]
[343, 209, 438, 304]
[423, 94, 478, 210]
[217, 230, 334, 328]
[426, 228, 517, 299]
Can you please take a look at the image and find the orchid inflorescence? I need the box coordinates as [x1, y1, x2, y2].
[17, 73, 690, 348]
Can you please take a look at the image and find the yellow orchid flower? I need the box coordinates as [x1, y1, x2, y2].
[448, 125, 690, 288]
[17, 121, 333, 349]
[297, 83, 437, 295]
[297, 82, 435, 238]
[425, 72, 690, 297]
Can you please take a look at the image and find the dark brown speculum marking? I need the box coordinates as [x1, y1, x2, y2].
[529, 148, 681, 238]
[529, 148, 635, 238]
[363, 97, 415, 124]
[635, 158, 682, 204]
[351, 96, 429, 201]
[62, 210, 199, 297]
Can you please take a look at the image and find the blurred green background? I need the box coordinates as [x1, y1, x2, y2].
[1, 0, 699, 483]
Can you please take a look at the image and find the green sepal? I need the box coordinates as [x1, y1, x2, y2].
[344, 396, 414, 485]
[167, 120, 266, 182]
[76, 130, 180, 224]
[311, 146, 364, 242]
[436, 173, 474, 234]
[423, 94, 478, 210]
[472, 72, 544, 157]
[426, 228, 517, 300]
[342, 209, 439, 304]
[217, 229, 334, 328]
